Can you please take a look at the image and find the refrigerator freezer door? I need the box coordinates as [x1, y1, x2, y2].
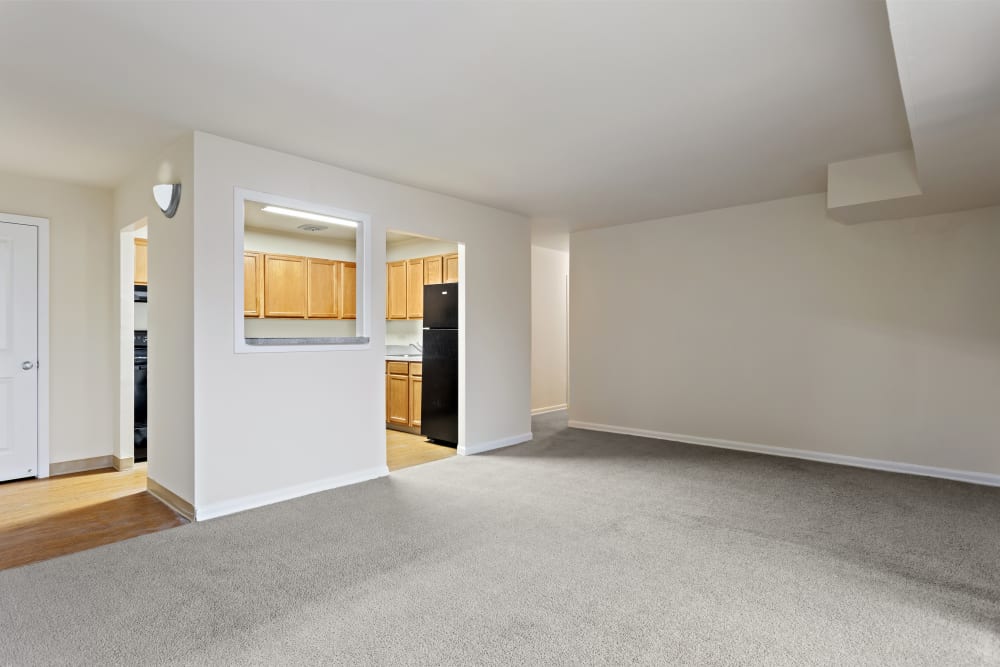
[423, 284, 459, 329]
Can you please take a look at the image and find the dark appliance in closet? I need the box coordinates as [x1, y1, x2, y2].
[134, 330, 147, 462]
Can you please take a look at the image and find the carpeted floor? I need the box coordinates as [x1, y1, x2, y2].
[2, 411, 999, 665]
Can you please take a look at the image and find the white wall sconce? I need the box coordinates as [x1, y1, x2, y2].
[153, 183, 181, 218]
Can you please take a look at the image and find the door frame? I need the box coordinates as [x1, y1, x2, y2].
[0, 212, 50, 478]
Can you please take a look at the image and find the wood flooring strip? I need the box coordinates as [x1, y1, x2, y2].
[386, 430, 456, 472]
[0, 464, 186, 571]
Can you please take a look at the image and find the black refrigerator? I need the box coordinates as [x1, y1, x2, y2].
[422, 284, 459, 445]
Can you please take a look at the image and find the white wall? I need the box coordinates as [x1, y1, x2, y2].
[244, 317, 356, 340]
[570, 194, 1000, 478]
[192, 133, 531, 515]
[114, 134, 196, 502]
[531, 245, 569, 413]
[385, 237, 458, 263]
[0, 171, 115, 466]
[386, 320, 423, 347]
[244, 228, 355, 260]
[243, 228, 356, 339]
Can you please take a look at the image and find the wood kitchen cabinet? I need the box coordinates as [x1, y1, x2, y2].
[406, 259, 424, 319]
[245, 251, 355, 320]
[384, 252, 458, 321]
[134, 238, 148, 286]
[386, 362, 410, 427]
[443, 253, 459, 283]
[306, 258, 338, 319]
[386, 361, 423, 430]
[243, 251, 263, 317]
[386, 261, 407, 319]
[423, 255, 443, 285]
[409, 363, 422, 429]
[264, 254, 307, 317]
[339, 261, 356, 319]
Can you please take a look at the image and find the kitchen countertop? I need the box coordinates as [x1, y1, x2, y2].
[385, 344, 422, 362]
[246, 336, 371, 346]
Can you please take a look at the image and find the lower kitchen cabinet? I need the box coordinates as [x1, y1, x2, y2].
[386, 361, 423, 430]
[409, 365, 422, 429]
[386, 365, 410, 427]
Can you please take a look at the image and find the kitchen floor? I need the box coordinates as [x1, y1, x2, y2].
[0, 463, 187, 571]
[386, 430, 456, 471]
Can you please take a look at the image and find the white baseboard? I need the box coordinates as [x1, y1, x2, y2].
[568, 420, 1000, 488]
[195, 465, 389, 521]
[531, 404, 568, 416]
[49, 455, 115, 476]
[459, 432, 533, 456]
[147, 478, 196, 522]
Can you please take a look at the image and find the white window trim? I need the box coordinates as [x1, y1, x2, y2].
[0, 212, 50, 478]
[233, 188, 372, 354]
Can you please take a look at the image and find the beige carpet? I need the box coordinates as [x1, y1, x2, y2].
[2, 411, 998, 665]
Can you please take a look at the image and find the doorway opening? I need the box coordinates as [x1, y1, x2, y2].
[118, 220, 148, 468]
[385, 230, 463, 472]
[0, 215, 185, 572]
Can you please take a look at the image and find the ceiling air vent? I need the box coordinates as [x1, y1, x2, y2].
[296, 223, 326, 232]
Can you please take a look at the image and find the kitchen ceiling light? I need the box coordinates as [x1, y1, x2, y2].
[261, 205, 358, 228]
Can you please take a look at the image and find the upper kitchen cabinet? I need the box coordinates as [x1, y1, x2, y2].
[443, 253, 459, 283]
[134, 238, 148, 286]
[384, 251, 460, 320]
[264, 254, 307, 318]
[339, 261, 357, 320]
[423, 255, 443, 285]
[244, 253, 355, 320]
[387, 260, 407, 319]
[306, 258, 338, 319]
[243, 251, 263, 317]
[406, 258, 424, 319]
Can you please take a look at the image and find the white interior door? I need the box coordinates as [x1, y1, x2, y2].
[0, 221, 38, 481]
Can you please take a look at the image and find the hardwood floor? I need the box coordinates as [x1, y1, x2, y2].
[387, 430, 456, 471]
[0, 463, 186, 571]
[0, 436, 450, 570]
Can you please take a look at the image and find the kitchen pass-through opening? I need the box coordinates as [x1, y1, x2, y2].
[384, 230, 463, 472]
[234, 189, 372, 353]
